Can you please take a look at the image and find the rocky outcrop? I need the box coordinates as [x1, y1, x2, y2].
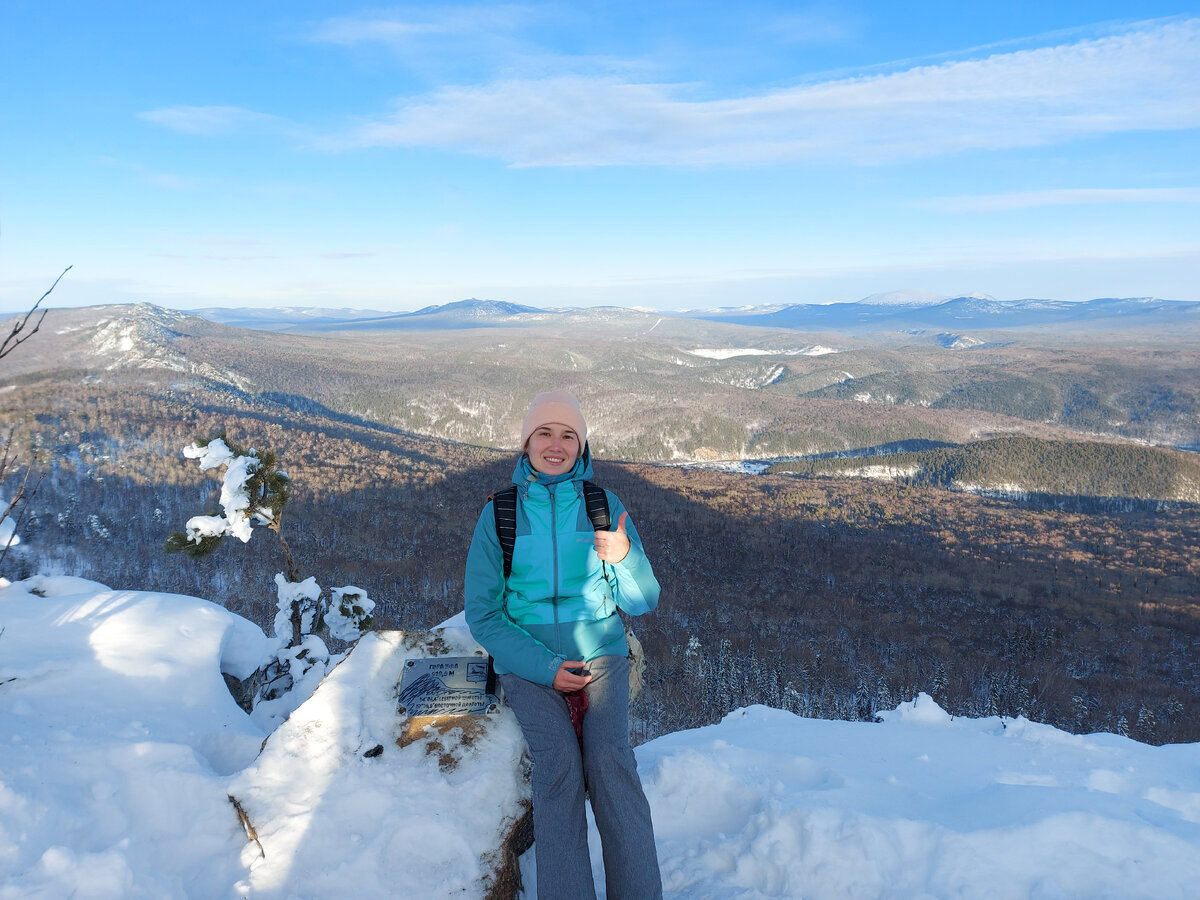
[227, 628, 532, 899]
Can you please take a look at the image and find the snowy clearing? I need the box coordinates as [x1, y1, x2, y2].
[687, 346, 838, 359]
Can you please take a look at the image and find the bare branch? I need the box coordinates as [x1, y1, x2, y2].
[0, 423, 18, 482]
[0, 265, 71, 361]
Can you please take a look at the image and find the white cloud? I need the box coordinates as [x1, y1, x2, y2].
[304, 5, 634, 86]
[924, 187, 1200, 212]
[309, 6, 536, 46]
[309, 18, 446, 44]
[333, 18, 1200, 166]
[139, 105, 286, 137]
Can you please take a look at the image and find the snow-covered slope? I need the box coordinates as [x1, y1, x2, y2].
[2, 576, 1198, 899]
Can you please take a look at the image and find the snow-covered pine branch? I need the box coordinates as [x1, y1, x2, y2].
[164, 434, 291, 560]
[162, 432, 376, 729]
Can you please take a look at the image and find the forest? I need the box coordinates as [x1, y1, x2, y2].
[771, 434, 1200, 502]
[2, 304, 1198, 747]
[3, 372, 1197, 747]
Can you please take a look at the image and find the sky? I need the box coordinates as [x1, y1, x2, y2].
[3, 574, 1198, 898]
[1, 2, 1198, 312]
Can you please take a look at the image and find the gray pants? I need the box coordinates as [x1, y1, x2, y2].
[500, 654, 662, 900]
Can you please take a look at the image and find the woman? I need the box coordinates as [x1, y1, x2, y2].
[465, 389, 663, 899]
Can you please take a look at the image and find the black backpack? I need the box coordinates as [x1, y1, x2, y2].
[489, 481, 611, 578]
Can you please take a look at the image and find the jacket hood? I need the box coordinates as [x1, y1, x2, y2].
[513, 442, 594, 491]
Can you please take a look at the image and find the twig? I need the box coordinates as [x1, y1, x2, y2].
[228, 794, 266, 858]
[0, 265, 70, 361]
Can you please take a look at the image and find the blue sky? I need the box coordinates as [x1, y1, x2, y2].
[2, 2, 1197, 311]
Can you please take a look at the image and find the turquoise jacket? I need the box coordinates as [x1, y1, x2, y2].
[464, 446, 660, 686]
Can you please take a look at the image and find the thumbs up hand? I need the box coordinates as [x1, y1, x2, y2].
[594, 511, 631, 563]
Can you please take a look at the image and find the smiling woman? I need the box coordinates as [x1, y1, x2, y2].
[464, 388, 664, 899]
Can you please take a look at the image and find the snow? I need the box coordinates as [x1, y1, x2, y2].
[220, 456, 262, 542]
[271, 573, 320, 638]
[681, 460, 774, 475]
[0, 516, 17, 550]
[180, 439, 274, 547]
[859, 290, 996, 307]
[637, 703, 1200, 899]
[182, 438, 235, 471]
[690, 348, 777, 359]
[687, 346, 838, 360]
[228, 628, 529, 899]
[325, 585, 375, 643]
[3, 576, 1199, 899]
[860, 289, 949, 306]
[834, 463, 921, 480]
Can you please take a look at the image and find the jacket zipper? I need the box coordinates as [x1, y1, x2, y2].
[549, 483, 561, 652]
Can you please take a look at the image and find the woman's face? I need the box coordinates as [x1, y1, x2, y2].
[525, 423, 580, 475]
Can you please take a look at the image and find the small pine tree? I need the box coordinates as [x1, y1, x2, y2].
[930, 662, 948, 699]
[165, 432, 374, 723]
[1136, 705, 1157, 740]
[1071, 693, 1090, 732]
[683, 635, 705, 680]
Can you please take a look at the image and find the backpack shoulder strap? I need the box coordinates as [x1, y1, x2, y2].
[582, 480, 610, 531]
[488, 485, 519, 579]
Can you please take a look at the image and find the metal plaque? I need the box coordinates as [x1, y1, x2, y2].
[396, 656, 499, 717]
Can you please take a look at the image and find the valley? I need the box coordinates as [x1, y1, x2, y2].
[2, 297, 1198, 745]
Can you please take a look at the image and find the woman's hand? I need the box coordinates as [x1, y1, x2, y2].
[594, 511, 630, 563]
[553, 660, 593, 693]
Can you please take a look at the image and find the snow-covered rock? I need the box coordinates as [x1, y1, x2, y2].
[227, 628, 530, 900]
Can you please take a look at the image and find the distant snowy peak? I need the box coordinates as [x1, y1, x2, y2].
[860, 290, 947, 307]
[860, 290, 997, 307]
[680, 303, 794, 316]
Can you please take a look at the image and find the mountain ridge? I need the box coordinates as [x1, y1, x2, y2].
[121, 294, 1200, 336]
[8, 299, 1200, 460]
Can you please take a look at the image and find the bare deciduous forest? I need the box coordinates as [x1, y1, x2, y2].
[3, 303, 1198, 746]
[5, 376, 1197, 747]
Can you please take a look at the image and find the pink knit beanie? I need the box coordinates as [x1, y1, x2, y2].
[520, 390, 588, 449]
